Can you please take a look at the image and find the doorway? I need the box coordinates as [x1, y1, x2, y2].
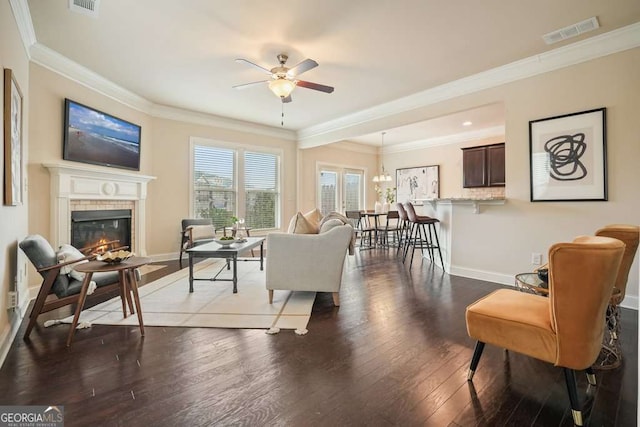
[317, 166, 365, 215]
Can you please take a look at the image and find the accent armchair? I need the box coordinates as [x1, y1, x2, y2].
[593, 224, 639, 368]
[465, 235, 624, 426]
[19, 235, 121, 339]
[179, 218, 216, 268]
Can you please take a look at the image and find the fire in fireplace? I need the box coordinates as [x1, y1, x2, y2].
[71, 209, 132, 252]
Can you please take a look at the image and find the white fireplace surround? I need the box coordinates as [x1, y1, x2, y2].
[44, 163, 156, 255]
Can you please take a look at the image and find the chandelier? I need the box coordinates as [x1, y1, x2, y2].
[373, 131, 392, 182]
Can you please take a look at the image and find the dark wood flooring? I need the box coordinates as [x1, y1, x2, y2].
[0, 250, 636, 426]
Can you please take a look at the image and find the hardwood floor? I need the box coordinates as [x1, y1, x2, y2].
[0, 250, 636, 426]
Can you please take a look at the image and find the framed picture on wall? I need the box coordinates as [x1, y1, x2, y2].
[529, 107, 607, 202]
[396, 165, 439, 204]
[4, 68, 24, 206]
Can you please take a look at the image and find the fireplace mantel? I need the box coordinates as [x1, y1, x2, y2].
[44, 163, 156, 255]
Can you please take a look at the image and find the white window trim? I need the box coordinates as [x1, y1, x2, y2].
[316, 161, 368, 213]
[190, 136, 283, 231]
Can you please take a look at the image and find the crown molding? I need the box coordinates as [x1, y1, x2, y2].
[11, 3, 640, 147]
[152, 104, 296, 141]
[9, 0, 36, 58]
[328, 141, 379, 155]
[297, 22, 640, 145]
[28, 43, 296, 141]
[384, 126, 505, 154]
[30, 43, 155, 112]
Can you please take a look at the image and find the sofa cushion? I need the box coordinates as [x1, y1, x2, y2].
[320, 219, 344, 234]
[288, 212, 317, 234]
[56, 244, 89, 282]
[188, 224, 216, 242]
[304, 208, 323, 231]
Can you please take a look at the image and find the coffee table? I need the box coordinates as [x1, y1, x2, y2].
[187, 237, 265, 293]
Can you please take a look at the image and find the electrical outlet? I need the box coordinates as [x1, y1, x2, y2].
[8, 291, 18, 310]
[531, 253, 542, 265]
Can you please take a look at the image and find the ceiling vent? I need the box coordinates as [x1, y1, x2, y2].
[69, 0, 100, 17]
[542, 17, 599, 45]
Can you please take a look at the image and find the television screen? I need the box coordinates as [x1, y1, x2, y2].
[63, 99, 141, 171]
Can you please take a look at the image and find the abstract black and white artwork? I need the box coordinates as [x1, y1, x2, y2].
[529, 108, 607, 202]
[396, 165, 439, 204]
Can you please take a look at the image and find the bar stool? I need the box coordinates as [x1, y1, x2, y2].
[403, 202, 445, 270]
[396, 203, 411, 259]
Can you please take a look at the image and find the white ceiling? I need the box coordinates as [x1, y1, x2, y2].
[25, 0, 640, 144]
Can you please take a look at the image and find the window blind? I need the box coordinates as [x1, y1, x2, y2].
[193, 145, 236, 229]
[244, 151, 278, 229]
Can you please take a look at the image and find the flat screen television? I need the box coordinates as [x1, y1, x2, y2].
[63, 99, 141, 171]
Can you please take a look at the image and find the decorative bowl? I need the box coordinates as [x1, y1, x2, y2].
[96, 250, 134, 264]
[214, 238, 237, 248]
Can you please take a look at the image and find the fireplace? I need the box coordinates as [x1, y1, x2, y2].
[44, 163, 155, 255]
[71, 209, 132, 251]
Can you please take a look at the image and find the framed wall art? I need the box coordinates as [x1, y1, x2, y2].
[529, 107, 606, 202]
[396, 165, 439, 204]
[4, 68, 24, 206]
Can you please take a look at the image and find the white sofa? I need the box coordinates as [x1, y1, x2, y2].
[266, 223, 353, 306]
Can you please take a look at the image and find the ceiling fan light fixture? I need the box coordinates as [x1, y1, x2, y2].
[269, 78, 296, 98]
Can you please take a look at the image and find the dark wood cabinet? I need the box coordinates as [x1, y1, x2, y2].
[487, 144, 505, 186]
[462, 143, 505, 188]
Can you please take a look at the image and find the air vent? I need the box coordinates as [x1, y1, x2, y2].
[69, 0, 100, 17]
[542, 17, 599, 45]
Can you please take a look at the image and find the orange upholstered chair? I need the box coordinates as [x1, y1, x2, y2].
[465, 236, 624, 426]
[592, 224, 639, 368]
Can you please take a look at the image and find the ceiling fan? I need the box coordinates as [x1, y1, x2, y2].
[233, 54, 334, 103]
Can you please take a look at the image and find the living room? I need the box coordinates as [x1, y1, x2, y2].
[1, 1, 639, 425]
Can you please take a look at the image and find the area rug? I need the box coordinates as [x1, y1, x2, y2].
[57, 259, 316, 333]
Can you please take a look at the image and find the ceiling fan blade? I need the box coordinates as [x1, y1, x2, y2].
[296, 80, 334, 93]
[282, 95, 292, 103]
[287, 59, 318, 77]
[235, 58, 272, 75]
[232, 80, 269, 89]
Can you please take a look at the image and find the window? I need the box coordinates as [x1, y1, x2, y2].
[317, 165, 364, 215]
[191, 139, 280, 230]
[244, 151, 279, 229]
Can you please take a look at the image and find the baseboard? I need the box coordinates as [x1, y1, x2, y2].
[0, 292, 30, 369]
[149, 252, 181, 263]
[620, 295, 638, 310]
[449, 265, 515, 287]
[450, 265, 639, 311]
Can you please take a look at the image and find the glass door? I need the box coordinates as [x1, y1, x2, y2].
[318, 166, 364, 215]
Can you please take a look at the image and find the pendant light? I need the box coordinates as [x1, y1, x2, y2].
[373, 131, 392, 182]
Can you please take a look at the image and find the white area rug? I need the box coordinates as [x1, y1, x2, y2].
[59, 259, 316, 332]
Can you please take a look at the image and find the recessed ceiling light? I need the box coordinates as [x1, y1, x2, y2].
[462, 121, 472, 126]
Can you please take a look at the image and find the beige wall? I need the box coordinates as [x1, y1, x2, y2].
[298, 142, 378, 213]
[28, 64, 153, 242]
[0, 0, 31, 356]
[385, 135, 505, 199]
[148, 118, 297, 256]
[381, 48, 640, 307]
[27, 65, 297, 261]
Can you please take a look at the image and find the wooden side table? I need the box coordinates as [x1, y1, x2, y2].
[70, 256, 151, 346]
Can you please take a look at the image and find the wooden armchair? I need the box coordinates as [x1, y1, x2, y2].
[19, 235, 123, 339]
